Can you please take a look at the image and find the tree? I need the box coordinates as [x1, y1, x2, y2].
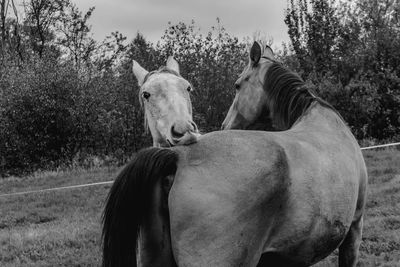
[285, 0, 342, 79]
[95, 31, 128, 72]
[0, 0, 23, 62]
[24, 0, 67, 57]
[56, 2, 96, 68]
[284, 0, 400, 140]
[0, 0, 7, 44]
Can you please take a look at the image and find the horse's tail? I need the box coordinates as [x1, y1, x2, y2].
[101, 147, 179, 267]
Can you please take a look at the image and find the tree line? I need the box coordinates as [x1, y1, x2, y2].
[1, 0, 399, 176]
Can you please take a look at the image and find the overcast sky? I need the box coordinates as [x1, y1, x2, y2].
[74, 0, 290, 49]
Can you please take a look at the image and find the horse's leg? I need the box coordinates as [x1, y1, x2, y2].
[338, 216, 363, 267]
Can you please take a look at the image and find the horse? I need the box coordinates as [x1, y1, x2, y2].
[132, 56, 199, 147]
[221, 42, 368, 266]
[102, 42, 368, 267]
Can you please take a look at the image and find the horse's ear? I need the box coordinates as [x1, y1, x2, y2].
[263, 45, 275, 60]
[132, 60, 149, 86]
[166, 56, 180, 74]
[250, 41, 262, 65]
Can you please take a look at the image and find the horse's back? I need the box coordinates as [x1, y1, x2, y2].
[169, 130, 290, 266]
[168, 129, 366, 266]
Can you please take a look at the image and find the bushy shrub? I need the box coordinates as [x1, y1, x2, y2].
[0, 54, 150, 176]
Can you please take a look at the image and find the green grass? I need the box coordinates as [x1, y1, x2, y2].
[0, 149, 399, 266]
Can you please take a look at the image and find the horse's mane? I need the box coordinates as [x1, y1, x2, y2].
[264, 62, 340, 130]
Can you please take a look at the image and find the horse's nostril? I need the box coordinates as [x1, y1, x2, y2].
[190, 122, 198, 131]
[171, 126, 184, 139]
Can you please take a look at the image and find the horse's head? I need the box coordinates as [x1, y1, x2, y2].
[221, 41, 276, 130]
[133, 57, 199, 147]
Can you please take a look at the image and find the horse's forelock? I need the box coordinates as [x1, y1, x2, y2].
[141, 67, 181, 85]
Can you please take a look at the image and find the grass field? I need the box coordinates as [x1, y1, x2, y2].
[0, 149, 399, 266]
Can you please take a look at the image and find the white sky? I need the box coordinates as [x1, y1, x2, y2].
[73, 0, 290, 49]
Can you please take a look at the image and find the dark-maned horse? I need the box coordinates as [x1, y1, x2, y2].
[102, 42, 367, 267]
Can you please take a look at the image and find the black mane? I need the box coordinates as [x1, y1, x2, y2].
[264, 63, 338, 130]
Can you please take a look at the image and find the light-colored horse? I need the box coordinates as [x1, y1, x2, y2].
[132, 57, 199, 147]
[102, 43, 367, 267]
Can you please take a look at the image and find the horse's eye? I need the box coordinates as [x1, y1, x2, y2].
[187, 86, 192, 92]
[142, 91, 151, 100]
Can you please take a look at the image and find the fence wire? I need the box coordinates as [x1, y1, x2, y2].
[0, 142, 399, 198]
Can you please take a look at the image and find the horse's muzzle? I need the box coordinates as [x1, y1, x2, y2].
[173, 131, 200, 146]
[169, 120, 200, 146]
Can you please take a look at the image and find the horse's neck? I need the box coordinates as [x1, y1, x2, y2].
[292, 103, 350, 134]
[247, 111, 276, 131]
